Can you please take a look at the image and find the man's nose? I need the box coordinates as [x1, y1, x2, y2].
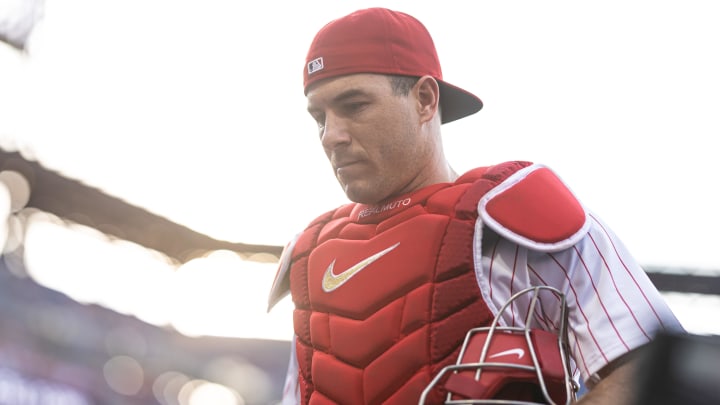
[321, 114, 351, 150]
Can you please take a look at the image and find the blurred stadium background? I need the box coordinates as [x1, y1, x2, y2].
[1, 148, 292, 405]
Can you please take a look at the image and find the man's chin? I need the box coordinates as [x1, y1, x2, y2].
[341, 183, 383, 205]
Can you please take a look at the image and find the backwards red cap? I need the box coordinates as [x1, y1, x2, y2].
[303, 7, 483, 124]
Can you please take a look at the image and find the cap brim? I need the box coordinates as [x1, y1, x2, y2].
[437, 80, 483, 124]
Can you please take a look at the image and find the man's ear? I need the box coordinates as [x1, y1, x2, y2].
[414, 75, 440, 123]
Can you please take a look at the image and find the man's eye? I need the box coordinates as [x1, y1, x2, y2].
[311, 113, 325, 127]
[343, 102, 367, 113]
[314, 117, 326, 137]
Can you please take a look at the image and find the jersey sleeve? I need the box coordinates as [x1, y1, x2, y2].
[476, 214, 686, 384]
[556, 215, 685, 381]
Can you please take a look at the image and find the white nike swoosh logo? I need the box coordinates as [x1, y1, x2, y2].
[488, 348, 525, 360]
[322, 242, 400, 292]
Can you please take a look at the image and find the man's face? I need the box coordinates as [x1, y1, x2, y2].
[306, 74, 434, 204]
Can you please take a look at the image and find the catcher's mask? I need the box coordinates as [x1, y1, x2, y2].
[419, 286, 578, 405]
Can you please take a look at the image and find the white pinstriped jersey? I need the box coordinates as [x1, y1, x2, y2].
[477, 213, 684, 383]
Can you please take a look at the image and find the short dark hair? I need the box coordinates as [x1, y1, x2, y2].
[388, 75, 420, 96]
[388, 75, 441, 117]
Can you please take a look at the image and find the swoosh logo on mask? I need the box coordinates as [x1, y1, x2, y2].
[488, 348, 526, 360]
[322, 242, 400, 292]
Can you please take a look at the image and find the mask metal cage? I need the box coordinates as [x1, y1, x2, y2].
[419, 286, 578, 405]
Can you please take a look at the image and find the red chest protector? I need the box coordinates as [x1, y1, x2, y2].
[268, 161, 588, 405]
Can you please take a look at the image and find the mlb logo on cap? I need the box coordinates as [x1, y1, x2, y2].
[308, 57, 324, 75]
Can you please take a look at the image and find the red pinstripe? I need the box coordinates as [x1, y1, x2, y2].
[590, 214, 668, 330]
[586, 231, 652, 341]
[571, 334, 586, 378]
[572, 243, 631, 351]
[509, 245, 520, 327]
[548, 251, 609, 370]
[529, 264, 585, 377]
[487, 237, 500, 300]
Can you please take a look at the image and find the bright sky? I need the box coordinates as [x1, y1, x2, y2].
[1, 0, 720, 340]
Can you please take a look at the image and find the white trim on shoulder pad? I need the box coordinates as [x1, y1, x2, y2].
[478, 163, 590, 252]
[267, 232, 300, 312]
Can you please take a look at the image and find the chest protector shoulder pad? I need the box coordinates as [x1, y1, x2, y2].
[479, 163, 589, 252]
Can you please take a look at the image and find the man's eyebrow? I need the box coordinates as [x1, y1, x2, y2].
[331, 88, 367, 103]
[307, 88, 369, 114]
